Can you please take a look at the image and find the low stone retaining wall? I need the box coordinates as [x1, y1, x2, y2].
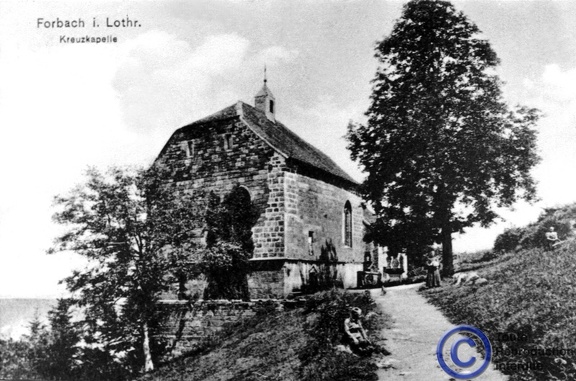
[153, 298, 307, 360]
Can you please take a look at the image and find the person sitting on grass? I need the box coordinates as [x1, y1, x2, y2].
[344, 307, 373, 356]
[545, 226, 561, 250]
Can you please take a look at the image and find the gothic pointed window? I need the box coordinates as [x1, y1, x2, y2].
[344, 201, 352, 247]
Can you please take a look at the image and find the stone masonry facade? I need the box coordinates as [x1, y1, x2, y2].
[156, 88, 373, 299]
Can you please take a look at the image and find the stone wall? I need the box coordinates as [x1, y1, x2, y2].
[252, 152, 286, 259]
[158, 116, 276, 241]
[158, 117, 286, 298]
[282, 260, 363, 294]
[283, 172, 365, 262]
[153, 298, 305, 360]
[247, 259, 285, 299]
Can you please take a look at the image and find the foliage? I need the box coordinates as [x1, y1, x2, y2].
[518, 206, 576, 250]
[298, 289, 385, 381]
[49, 167, 261, 376]
[21, 313, 51, 378]
[346, 0, 540, 276]
[493, 227, 524, 253]
[423, 241, 576, 380]
[33, 299, 80, 380]
[1, 300, 81, 380]
[50, 166, 203, 374]
[200, 186, 258, 300]
[493, 203, 576, 252]
[199, 241, 251, 300]
[0, 336, 36, 380]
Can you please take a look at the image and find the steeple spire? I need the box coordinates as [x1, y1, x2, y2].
[254, 67, 276, 122]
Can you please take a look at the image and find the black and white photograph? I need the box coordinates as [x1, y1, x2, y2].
[1, 1, 575, 380]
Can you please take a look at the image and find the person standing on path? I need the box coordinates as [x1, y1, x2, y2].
[426, 251, 441, 288]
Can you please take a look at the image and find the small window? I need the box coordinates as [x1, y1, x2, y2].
[344, 201, 352, 247]
[182, 140, 194, 157]
[223, 134, 234, 150]
[308, 231, 314, 256]
[186, 141, 194, 157]
[269, 100, 274, 113]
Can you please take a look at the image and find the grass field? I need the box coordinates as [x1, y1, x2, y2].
[422, 241, 576, 381]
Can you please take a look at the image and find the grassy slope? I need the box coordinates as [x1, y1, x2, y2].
[423, 241, 576, 381]
[146, 310, 307, 381]
[141, 290, 389, 381]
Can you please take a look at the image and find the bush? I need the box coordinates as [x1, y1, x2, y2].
[298, 289, 385, 381]
[493, 227, 524, 253]
[519, 218, 572, 250]
[493, 203, 576, 253]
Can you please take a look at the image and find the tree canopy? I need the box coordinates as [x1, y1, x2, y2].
[50, 166, 203, 373]
[347, 0, 540, 274]
[49, 167, 259, 375]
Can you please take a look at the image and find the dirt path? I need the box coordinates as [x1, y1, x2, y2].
[371, 284, 508, 381]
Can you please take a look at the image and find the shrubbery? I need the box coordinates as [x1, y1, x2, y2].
[493, 227, 524, 253]
[298, 289, 384, 381]
[493, 203, 576, 253]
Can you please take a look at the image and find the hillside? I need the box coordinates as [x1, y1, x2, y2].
[141, 290, 390, 381]
[423, 240, 576, 381]
[0, 299, 55, 339]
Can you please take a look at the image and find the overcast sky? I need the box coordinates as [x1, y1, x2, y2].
[1, 0, 575, 298]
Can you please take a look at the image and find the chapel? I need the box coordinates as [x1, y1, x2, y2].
[155, 79, 377, 298]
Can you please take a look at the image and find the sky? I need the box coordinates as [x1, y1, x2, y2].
[0, 0, 575, 298]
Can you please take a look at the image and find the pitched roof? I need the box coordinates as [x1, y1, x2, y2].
[159, 101, 358, 186]
[237, 102, 357, 185]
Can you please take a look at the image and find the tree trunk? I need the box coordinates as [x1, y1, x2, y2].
[441, 220, 454, 277]
[142, 321, 154, 372]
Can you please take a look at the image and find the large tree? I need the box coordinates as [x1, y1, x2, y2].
[50, 166, 202, 373]
[347, 0, 540, 275]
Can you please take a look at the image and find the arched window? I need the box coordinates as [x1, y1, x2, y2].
[222, 186, 255, 252]
[229, 186, 251, 204]
[344, 201, 353, 247]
